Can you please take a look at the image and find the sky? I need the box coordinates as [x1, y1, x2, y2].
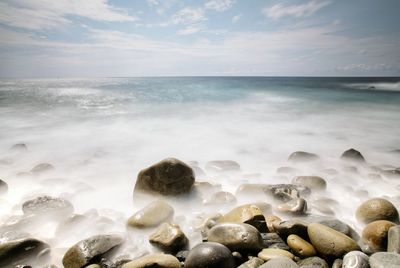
[0, 0, 399, 77]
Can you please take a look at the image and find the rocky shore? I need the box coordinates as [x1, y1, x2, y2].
[1, 145, 400, 267]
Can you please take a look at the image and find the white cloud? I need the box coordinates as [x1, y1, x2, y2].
[146, 0, 177, 15]
[232, 14, 242, 23]
[336, 63, 392, 72]
[263, 0, 331, 20]
[0, 0, 136, 30]
[205, 0, 235, 12]
[171, 7, 206, 25]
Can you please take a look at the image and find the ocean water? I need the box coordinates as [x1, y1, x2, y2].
[1, 77, 400, 264]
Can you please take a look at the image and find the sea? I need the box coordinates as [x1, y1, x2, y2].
[0, 77, 400, 263]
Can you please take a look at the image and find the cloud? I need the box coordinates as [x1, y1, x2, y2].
[232, 14, 242, 23]
[205, 0, 235, 12]
[0, 0, 136, 30]
[336, 63, 392, 72]
[146, 0, 177, 15]
[263, 0, 331, 20]
[171, 7, 207, 35]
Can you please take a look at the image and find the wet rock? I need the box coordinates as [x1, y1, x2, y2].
[86, 265, 101, 268]
[261, 233, 290, 251]
[287, 234, 316, 258]
[277, 167, 299, 174]
[205, 160, 240, 173]
[260, 257, 298, 268]
[203, 191, 237, 205]
[276, 197, 307, 215]
[235, 184, 269, 198]
[22, 195, 73, 218]
[340, 148, 365, 162]
[184, 242, 235, 268]
[134, 158, 195, 195]
[122, 253, 180, 268]
[388, 225, 400, 253]
[127, 200, 174, 228]
[149, 222, 188, 253]
[292, 176, 327, 191]
[265, 215, 282, 232]
[382, 169, 400, 179]
[207, 223, 263, 252]
[288, 151, 319, 162]
[175, 250, 189, 262]
[62, 234, 124, 268]
[237, 257, 264, 268]
[362, 220, 395, 251]
[356, 198, 399, 224]
[257, 248, 294, 261]
[342, 251, 369, 268]
[196, 213, 221, 240]
[332, 259, 343, 268]
[369, 252, 400, 268]
[0, 234, 50, 267]
[297, 256, 328, 268]
[265, 184, 310, 201]
[0, 179, 8, 195]
[318, 219, 360, 242]
[308, 223, 360, 258]
[31, 163, 54, 174]
[10, 143, 28, 151]
[275, 219, 308, 240]
[218, 204, 267, 232]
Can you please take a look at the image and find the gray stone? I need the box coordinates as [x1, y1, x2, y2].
[134, 158, 195, 195]
[341, 148, 365, 162]
[10, 143, 28, 152]
[207, 223, 263, 252]
[265, 184, 311, 201]
[184, 242, 235, 268]
[62, 234, 124, 268]
[261, 233, 290, 251]
[332, 259, 343, 268]
[388, 225, 400, 253]
[237, 257, 264, 268]
[292, 176, 327, 191]
[343, 251, 369, 268]
[297, 256, 328, 268]
[259, 257, 298, 268]
[288, 151, 319, 162]
[31, 163, 54, 173]
[369, 252, 400, 268]
[275, 219, 309, 240]
[22, 195, 73, 218]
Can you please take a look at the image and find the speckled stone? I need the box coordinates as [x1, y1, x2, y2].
[342, 251, 369, 268]
[369, 252, 400, 268]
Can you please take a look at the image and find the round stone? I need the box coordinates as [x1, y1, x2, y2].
[307, 223, 360, 258]
[0, 179, 8, 195]
[362, 220, 396, 251]
[207, 223, 263, 252]
[63, 234, 124, 268]
[356, 198, 399, 224]
[369, 252, 400, 268]
[22, 195, 73, 217]
[288, 151, 320, 162]
[127, 200, 174, 228]
[287, 234, 316, 258]
[342, 251, 369, 268]
[149, 222, 188, 253]
[297, 256, 328, 268]
[276, 197, 307, 215]
[134, 158, 195, 195]
[292, 176, 327, 191]
[340, 148, 365, 162]
[184, 242, 235, 268]
[121, 253, 180, 268]
[257, 248, 294, 261]
[237, 257, 264, 268]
